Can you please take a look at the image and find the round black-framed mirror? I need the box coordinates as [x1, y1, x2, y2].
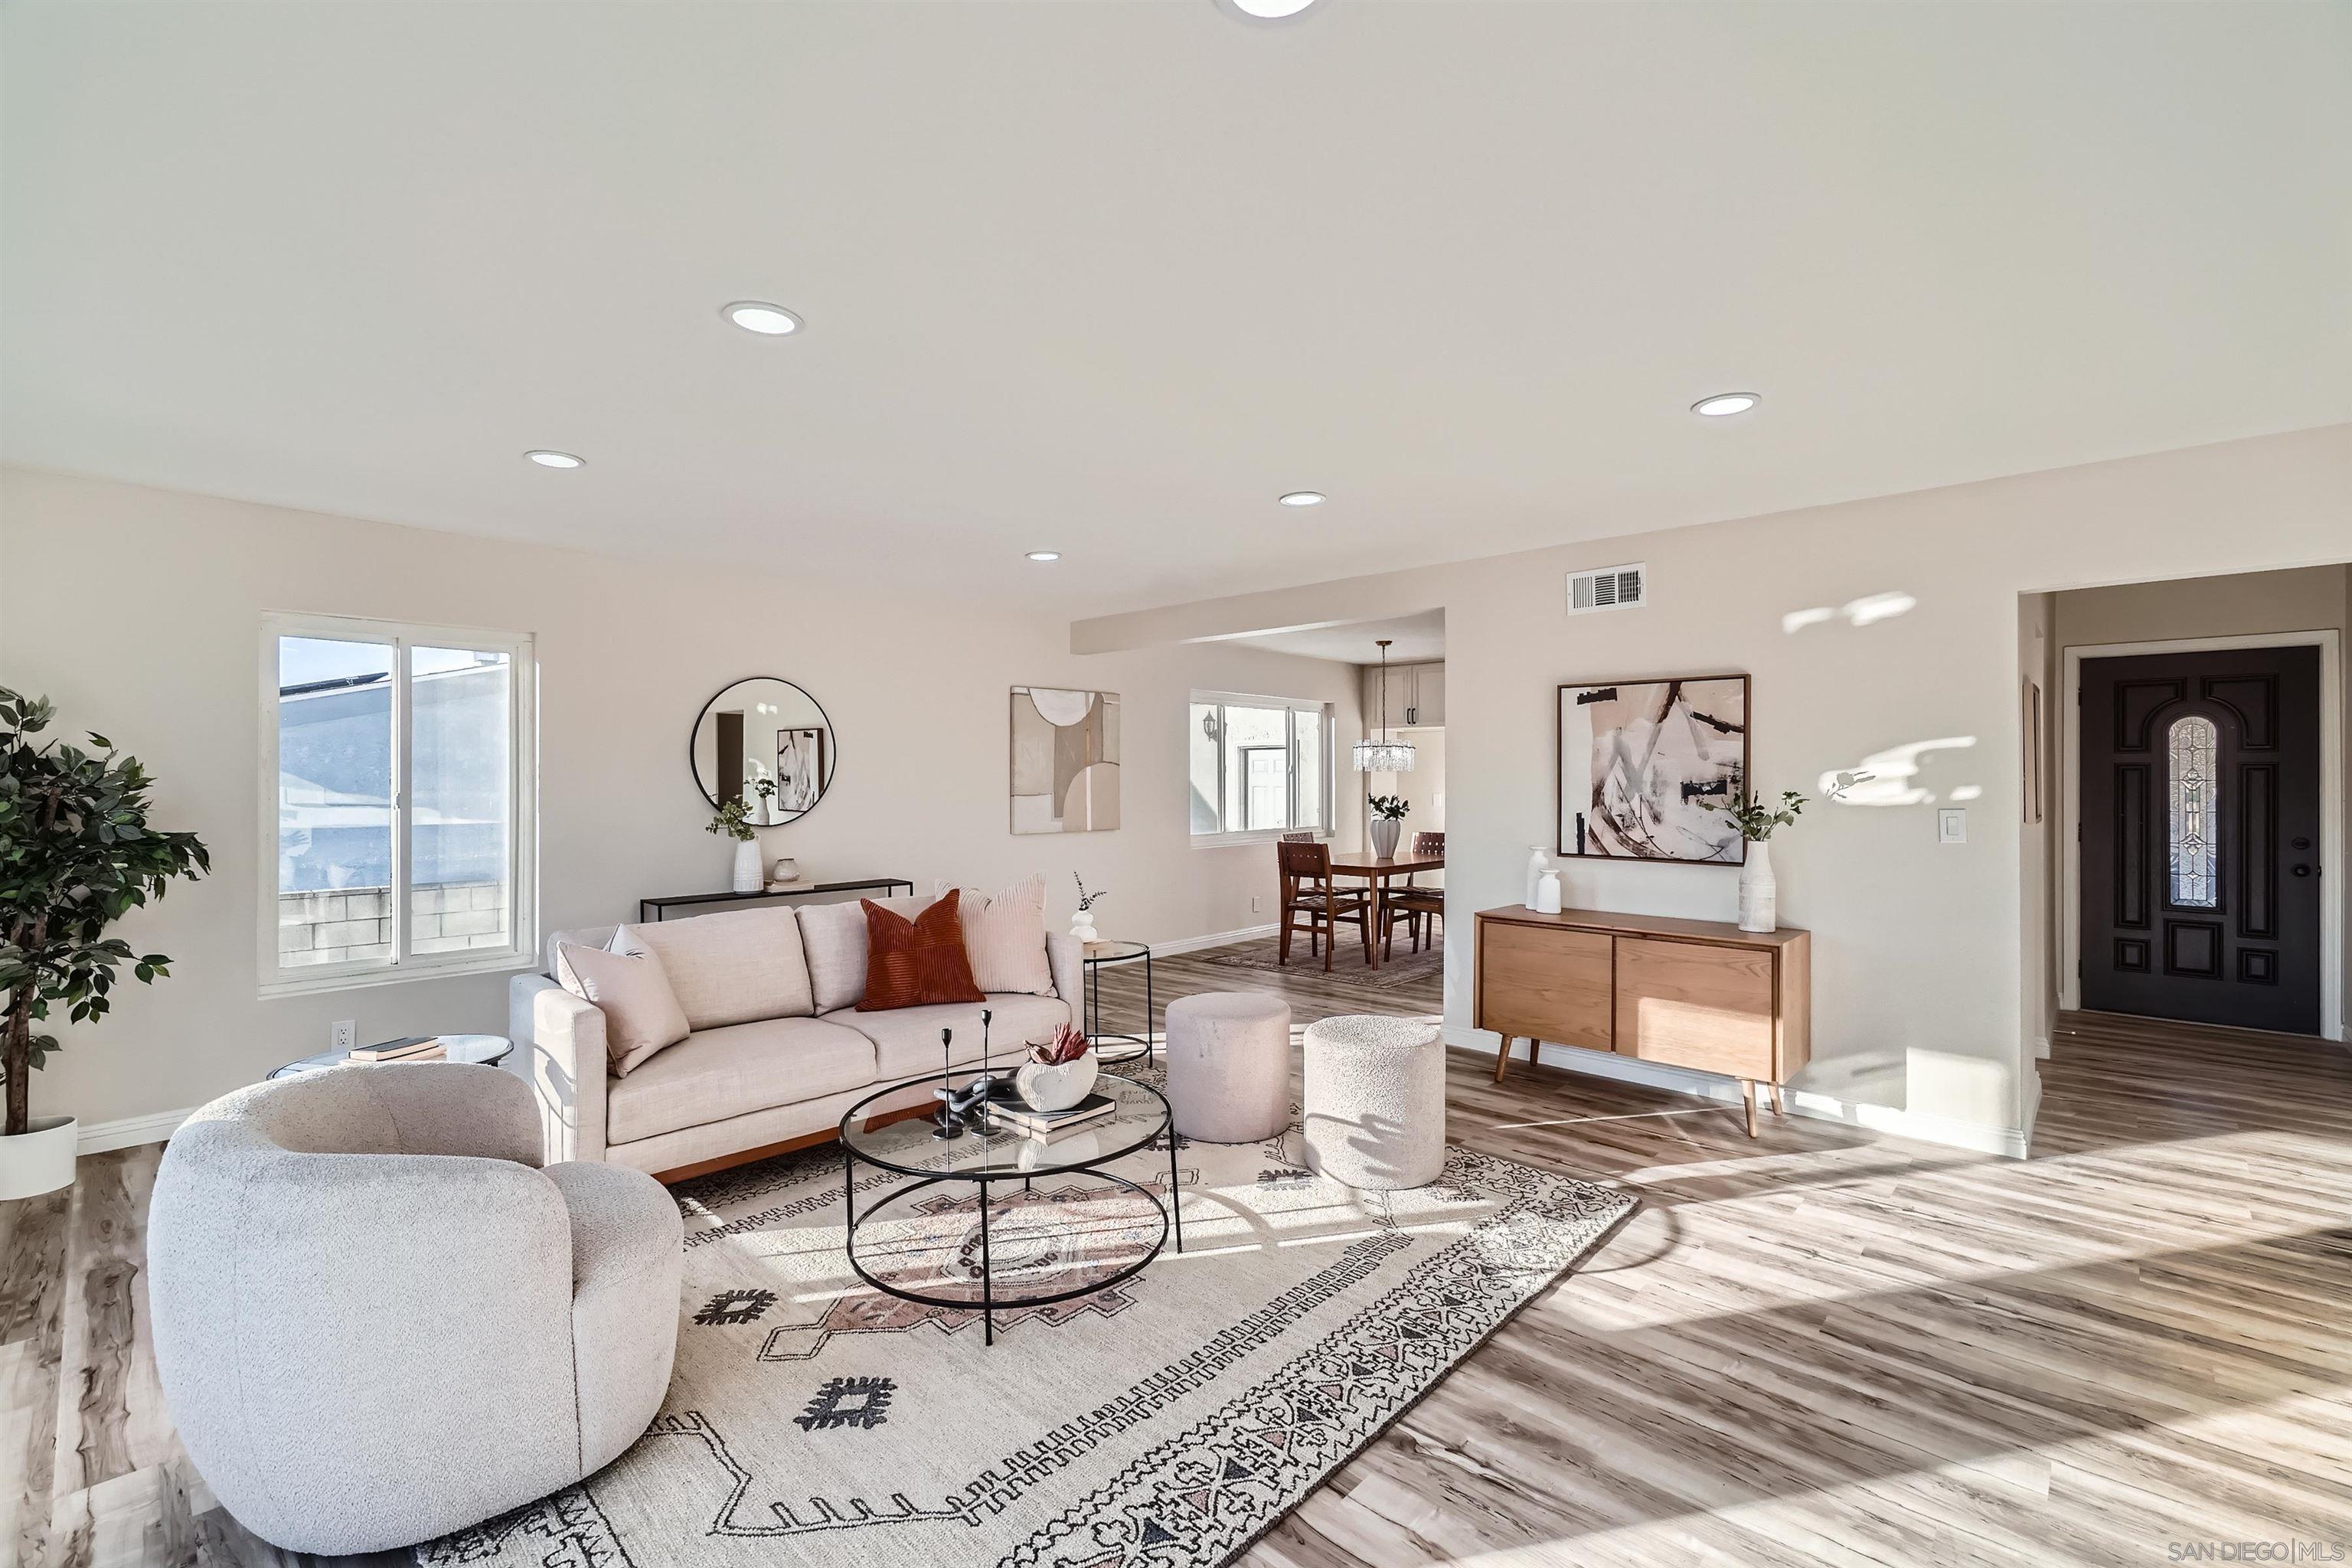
[690, 677, 838, 825]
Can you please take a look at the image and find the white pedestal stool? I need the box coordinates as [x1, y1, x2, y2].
[1302, 1014, 1445, 1189]
[1164, 991, 1293, 1143]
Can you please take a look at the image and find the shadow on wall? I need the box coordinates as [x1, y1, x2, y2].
[1817, 735, 1978, 807]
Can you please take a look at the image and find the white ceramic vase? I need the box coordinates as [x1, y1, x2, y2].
[1738, 838, 1777, 933]
[731, 838, 762, 893]
[1015, 1050, 1099, 1112]
[0, 1115, 77, 1201]
[1370, 817, 1402, 858]
[1534, 868, 1563, 914]
[1525, 844, 1551, 908]
[1070, 910, 1099, 943]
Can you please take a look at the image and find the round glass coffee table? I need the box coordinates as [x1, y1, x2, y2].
[837, 1073, 1181, 1345]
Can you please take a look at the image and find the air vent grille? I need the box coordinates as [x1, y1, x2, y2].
[1566, 563, 1647, 615]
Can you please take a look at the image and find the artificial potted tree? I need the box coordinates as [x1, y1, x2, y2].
[0, 688, 207, 1199]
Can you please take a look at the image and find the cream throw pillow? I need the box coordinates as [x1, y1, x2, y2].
[616, 907, 814, 1031]
[556, 940, 691, 1076]
[936, 874, 1054, 996]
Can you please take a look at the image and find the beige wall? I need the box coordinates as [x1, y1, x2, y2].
[0, 467, 1364, 1132]
[1076, 423, 2352, 1152]
[2048, 562, 2352, 1027]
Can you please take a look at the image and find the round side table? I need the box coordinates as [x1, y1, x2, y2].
[1080, 940, 1154, 1064]
[267, 1034, 514, 1080]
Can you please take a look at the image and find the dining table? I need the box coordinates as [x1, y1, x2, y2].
[1323, 846, 1444, 969]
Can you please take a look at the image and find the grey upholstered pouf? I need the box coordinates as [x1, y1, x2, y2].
[1165, 991, 1293, 1142]
[1302, 1014, 1446, 1190]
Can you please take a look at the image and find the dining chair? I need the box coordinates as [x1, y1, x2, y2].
[1278, 839, 1374, 971]
[1384, 831, 1446, 959]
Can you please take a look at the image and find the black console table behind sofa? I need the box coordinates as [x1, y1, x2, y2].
[638, 877, 915, 923]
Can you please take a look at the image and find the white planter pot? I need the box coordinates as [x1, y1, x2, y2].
[1015, 1051, 1099, 1112]
[731, 838, 763, 893]
[1737, 839, 1777, 933]
[1370, 818, 1402, 858]
[0, 1115, 77, 1200]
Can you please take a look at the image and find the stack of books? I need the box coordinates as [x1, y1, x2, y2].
[349, 1036, 446, 1063]
[988, 1093, 1117, 1142]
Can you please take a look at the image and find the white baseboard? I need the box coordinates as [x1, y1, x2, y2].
[1441, 1025, 2030, 1160]
[1151, 923, 1278, 957]
[76, 1106, 193, 1155]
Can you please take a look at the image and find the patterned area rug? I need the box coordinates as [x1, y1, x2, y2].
[420, 1065, 1633, 1568]
[1194, 939, 1443, 992]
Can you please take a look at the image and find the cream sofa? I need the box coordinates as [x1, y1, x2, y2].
[510, 897, 1086, 1178]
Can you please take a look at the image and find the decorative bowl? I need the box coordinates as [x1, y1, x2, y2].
[1014, 1050, 1099, 1112]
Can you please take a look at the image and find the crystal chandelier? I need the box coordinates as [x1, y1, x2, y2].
[1351, 639, 1417, 773]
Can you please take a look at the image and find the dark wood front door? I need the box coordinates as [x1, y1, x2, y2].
[2080, 645, 2322, 1034]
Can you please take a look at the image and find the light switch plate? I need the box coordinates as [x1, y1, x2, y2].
[1937, 808, 1968, 844]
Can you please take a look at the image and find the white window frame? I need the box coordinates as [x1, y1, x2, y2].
[1191, 691, 1334, 848]
[259, 610, 538, 998]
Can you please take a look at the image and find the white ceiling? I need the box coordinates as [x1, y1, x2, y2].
[6, 3, 2350, 618]
[1228, 609, 1445, 665]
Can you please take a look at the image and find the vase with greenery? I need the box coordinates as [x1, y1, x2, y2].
[1367, 793, 1409, 859]
[1703, 788, 1806, 933]
[0, 688, 208, 1196]
[707, 799, 762, 893]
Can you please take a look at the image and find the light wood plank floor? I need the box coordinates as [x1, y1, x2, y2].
[8, 939, 2352, 1566]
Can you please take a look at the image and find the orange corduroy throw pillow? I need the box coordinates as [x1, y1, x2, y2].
[857, 889, 988, 1011]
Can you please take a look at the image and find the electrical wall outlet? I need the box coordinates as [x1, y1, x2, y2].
[332, 1018, 357, 1052]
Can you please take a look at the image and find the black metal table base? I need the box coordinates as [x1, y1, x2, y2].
[841, 1138, 1184, 1346]
[1086, 946, 1155, 1066]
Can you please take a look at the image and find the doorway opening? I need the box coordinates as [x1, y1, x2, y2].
[2039, 567, 2347, 1044]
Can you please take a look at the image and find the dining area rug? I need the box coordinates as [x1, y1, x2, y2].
[1197, 938, 1444, 991]
[419, 1065, 1633, 1568]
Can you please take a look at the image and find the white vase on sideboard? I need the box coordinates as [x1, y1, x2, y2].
[1737, 838, 1777, 933]
[1524, 844, 1551, 909]
[731, 838, 763, 893]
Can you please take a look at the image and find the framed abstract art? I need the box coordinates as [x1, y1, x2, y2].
[1557, 675, 1749, 863]
[1011, 687, 1121, 834]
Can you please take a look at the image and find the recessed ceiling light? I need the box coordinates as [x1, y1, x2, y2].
[1217, 0, 1320, 20]
[1691, 392, 1761, 417]
[1278, 491, 1326, 507]
[1026, 550, 1062, 563]
[524, 449, 584, 469]
[722, 301, 802, 335]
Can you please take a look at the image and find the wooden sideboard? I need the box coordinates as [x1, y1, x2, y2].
[1474, 906, 1810, 1136]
